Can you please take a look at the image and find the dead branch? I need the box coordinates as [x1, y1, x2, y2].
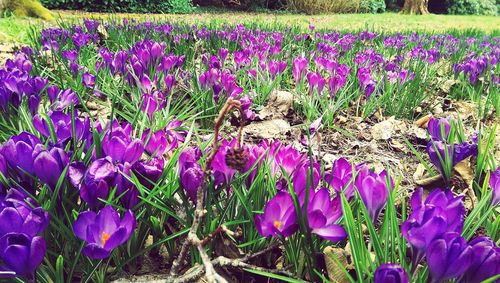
[168, 98, 244, 283]
[172, 254, 304, 283]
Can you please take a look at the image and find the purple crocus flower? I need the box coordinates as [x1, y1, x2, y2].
[211, 139, 237, 188]
[328, 74, 347, 97]
[269, 142, 305, 178]
[0, 188, 49, 238]
[33, 145, 69, 189]
[292, 57, 308, 83]
[458, 237, 500, 283]
[325, 158, 355, 198]
[219, 48, 229, 63]
[82, 72, 96, 88]
[133, 157, 164, 189]
[306, 72, 326, 94]
[307, 189, 346, 242]
[0, 189, 48, 277]
[33, 110, 91, 148]
[72, 32, 91, 49]
[255, 192, 298, 238]
[354, 167, 391, 222]
[374, 263, 409, 283]
[357, 67, 376, 97]
[0, 233, 46, 277]
[291, 161, 321, 198]
[178, 147, 203, 201]
[427, 117, 450, 141]
[73, 206, 136, 259]
[1, 132, 41, 175]
[427, 140, 478, 175]
[489, 167, 500, 206]
[62, 49, 78, 62]
[401, 188, 465, 267]
[142, 129, 177, 157]
[102, 122, 144, 164]
[426, 232, 473, 283]
[77, 158, 116, 209]
[164, 74, 175, 94]
[50, 88, 80, 110]
[84, 19, 99, 32]
[239, 95, 256, 123]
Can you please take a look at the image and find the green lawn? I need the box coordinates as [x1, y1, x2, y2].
[1, 10, 499, 44]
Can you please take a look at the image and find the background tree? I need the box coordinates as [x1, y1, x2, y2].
[401, 0, 429, 14]
[0, 0, 54, 20]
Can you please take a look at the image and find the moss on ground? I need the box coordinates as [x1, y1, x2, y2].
[2, 0, 54, 20]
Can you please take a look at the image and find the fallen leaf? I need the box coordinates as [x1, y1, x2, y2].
[414, 163, 442, 186]
[454, 158, 477, 208]
[324, 246, 351, 283]
[411, 125, 428, 140]
[390, 139, 407, 153]
[370, 116, 407, 141]
[415, 114, 432, 128]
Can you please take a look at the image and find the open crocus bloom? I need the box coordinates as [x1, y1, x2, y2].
[101, 122, 144, 165]
[255, 192, 298, 238]
[307, 188, 346, 242]
[401, 188, 465, 268]
[73, 206, 136, 259]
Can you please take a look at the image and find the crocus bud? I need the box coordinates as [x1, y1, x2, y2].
[33, 145, 69, 189]
[354, 167, 391, 222]
[427, 117, 450, 141]
[458, 237, 500, 283]
[0, 233, 46, 277]
[489, 167, 499, 206]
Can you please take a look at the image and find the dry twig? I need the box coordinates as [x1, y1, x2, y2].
[172, 244, 300, 283]
[168, 99, 244, 283]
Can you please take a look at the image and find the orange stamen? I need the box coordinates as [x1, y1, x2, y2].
[101, 232, 111, 246]
[273, 220, 282, 230]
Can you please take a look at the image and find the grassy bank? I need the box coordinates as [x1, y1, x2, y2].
[1, 10, 499, 44]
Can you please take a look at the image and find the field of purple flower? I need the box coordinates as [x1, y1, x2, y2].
[0, 19, 498, 282]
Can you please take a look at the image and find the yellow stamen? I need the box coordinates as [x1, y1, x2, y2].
[273, 220, 282, 230]
[101, 232, 111, 246]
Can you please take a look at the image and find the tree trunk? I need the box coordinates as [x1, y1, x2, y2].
[0, 0, 54, 20]
[401, 0, 429, 14]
